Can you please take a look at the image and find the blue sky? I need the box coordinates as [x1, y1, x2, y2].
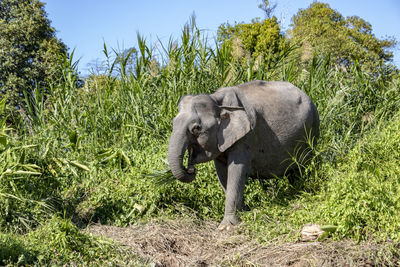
[44, 0, 400, 75]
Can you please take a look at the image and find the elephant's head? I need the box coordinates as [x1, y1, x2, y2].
[167, 88, 256, 183]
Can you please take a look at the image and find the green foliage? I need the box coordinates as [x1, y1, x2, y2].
[291, 113, 400, 242]
[0, 0, 67, 123]
[289, 2, 396, 69]
[0, 5, 399, 265]
[0, 232, 35, 265]
[218, 17, 290, 72]
[0, 216, 142, 265]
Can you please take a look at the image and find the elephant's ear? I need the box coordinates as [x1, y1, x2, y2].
[212, 89, 253, 152]
[217, 107, 251, 152]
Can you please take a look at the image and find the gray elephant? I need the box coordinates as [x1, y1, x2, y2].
[167, 80, 319, 229]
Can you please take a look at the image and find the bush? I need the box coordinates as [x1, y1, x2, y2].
[0, 215, 142, 265]
[304, 112, 400, 241]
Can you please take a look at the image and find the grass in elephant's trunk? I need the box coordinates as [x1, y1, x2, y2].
[148, 147, 196, 185]
[147, 168, 175, 185]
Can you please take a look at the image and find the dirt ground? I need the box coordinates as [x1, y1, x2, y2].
[89, 219, 399, 266]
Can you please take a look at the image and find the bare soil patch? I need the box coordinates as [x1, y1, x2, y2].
[89, 220, 399, 266]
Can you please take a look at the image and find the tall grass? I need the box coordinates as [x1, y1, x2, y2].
[0, 19, 399, 264]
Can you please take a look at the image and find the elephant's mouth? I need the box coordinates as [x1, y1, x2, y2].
[188, 141, 216, 167]
[186, 145, 197, 175]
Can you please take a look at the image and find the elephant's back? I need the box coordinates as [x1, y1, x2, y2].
[237, 81, 314, 131]
[237, 81, 310, 110]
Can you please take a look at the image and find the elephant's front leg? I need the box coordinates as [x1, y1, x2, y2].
[218, 143, 251, 230]
[214, 156, 227, 193]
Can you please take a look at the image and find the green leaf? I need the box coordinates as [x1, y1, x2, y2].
[69, 161, 90, 172]
[99, 152, 118, 163]
[320, 225, 338, 233]
[10, 170, 42, 176]
[317, 232, 330, 242]
[0, 135, 7, 148]
[119, 150, 131, 166]
[69, 130, 78, 145]
[0, 97, 7, 114]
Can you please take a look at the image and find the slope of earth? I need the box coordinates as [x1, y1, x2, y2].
[88, 219, 399, 266]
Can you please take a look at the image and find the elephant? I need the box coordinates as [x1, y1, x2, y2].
[167, 80, 319, 229]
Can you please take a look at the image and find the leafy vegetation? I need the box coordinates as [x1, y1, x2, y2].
[0, 216, 143, 265]
[217, 16, 290, 70]
[288, 2, 396, 69]
[0, 1, 399, 265]
[0, 0, 68, 123]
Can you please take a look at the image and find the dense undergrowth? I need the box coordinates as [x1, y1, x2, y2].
[1, 22, 399, 265]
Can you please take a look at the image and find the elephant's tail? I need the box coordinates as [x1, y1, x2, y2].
[311, 103, 320, 144]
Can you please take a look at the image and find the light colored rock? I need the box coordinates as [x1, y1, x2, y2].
[301, 223, 324, 241]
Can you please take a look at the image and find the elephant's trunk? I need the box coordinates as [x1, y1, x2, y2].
[167, 127, 196, 183]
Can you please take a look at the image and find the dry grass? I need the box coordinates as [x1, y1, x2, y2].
[88, 219, 399, 266]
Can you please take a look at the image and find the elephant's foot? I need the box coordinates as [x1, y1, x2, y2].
[218, 214, 241, 231]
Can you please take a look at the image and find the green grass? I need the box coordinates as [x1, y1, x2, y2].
[0, 216, 143, 265]
[1, 20, 399, 264]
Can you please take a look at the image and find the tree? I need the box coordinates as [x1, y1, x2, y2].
[0, 0, 67, 121]
[218, 16, 288, 70]
[258, 0, 277, 19]
[288, 2, 396, 68]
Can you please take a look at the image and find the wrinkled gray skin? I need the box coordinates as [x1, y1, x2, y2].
[167, 81, 319, 229]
